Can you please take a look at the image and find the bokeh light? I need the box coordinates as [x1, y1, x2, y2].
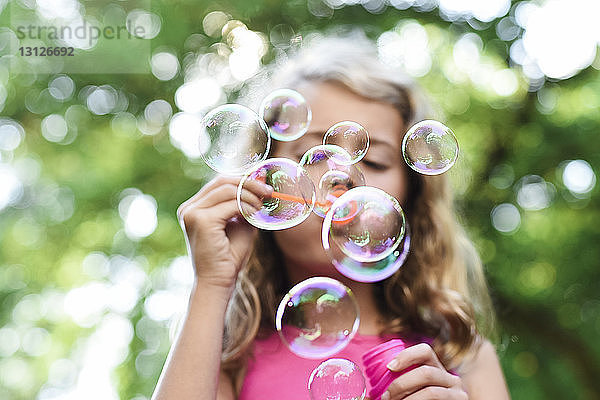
[439, 0, 510, 22]
[126, 10, 161, 39]
[377, 20, 431, 77]
[562, 160, 596, 196]
[169, 112, 204, 159]
[86, 85, 118, 115]
[118, 189, 158, 240]
[174, 78, 224, 114]
[151, 52, 179, 81]
[491, 203, 521, 234]
[203, 11, 230, 38]
[48, 75, 75, 101]
[0, 118, 24, 151]
[0, 164, 23, 211]
[41, 114, 68, 143]
[519, 0, 600, 79]
[515, 175, 555, 211]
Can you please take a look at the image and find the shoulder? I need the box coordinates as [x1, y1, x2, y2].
[459, 338, 511, 400]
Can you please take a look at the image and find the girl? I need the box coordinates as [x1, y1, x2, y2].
[152, 33, 510, 400]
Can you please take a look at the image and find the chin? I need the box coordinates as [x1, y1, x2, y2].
[274, 214, 354, 281]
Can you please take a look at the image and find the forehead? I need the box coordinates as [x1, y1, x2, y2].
[295, 81, 405, 149]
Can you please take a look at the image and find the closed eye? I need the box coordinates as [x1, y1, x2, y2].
[362, 160, 389, 170]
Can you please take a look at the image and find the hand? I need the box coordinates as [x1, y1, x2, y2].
[382, 343, 468, 400]
[177, 175, 273, 291]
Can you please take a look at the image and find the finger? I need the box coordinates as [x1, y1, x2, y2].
[194, 183, 265, 212]
[179, 177, 272, 219]
[178, 176, 240, 214]
[387, 343, 444, 372]
[202, 184, 263, 208]
[401, 386, 468, 400]
[201, 178, 273, 210]
[183, 199, 259, 234]
[178, 184, 239, 225]
[212, 199, 259, 225]
[239, 178, 274, 198]
[386, 365, 461, 399]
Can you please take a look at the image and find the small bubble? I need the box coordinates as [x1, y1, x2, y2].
[238, 158, 315, 230]
[308, 358, 366, 400]
[259, 89, 311, 142]
[200, 104, 271, 175]
[402, 120, 459, 175]
[323, 121, 369, 164]
[300, 145, 365, 218]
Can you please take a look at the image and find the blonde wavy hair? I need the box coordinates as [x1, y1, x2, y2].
[221, 31, 496, 393]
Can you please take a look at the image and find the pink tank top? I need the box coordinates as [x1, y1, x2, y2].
[239, 331, 423, 400]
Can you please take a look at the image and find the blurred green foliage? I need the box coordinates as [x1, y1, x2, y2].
[0, 1, 599, 399]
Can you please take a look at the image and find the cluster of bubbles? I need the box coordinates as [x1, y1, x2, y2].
[300, 144, 366, 218]
[197, 88, 459, 399]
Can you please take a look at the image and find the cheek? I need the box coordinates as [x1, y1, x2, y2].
[273, 213, 325, 252]
[363, 169, 407, 206]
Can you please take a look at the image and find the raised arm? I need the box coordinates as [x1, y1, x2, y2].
[151, 176, 272, 400]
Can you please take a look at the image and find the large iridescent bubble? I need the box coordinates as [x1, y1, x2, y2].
[237, 158, 315, 230]
[402, 120, 459, 175]
[309, 358, 366, 400]
[200, 104, 271, 175]
[259, 89, 311, 141]
[322, 186, 406, 264]
[276, 277, 359, 359]
[323, 121, 369, 164]
[300, 145, 365, 218]
[326, 223, 411, 283]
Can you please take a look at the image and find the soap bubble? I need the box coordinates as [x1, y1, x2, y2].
[322, 186, 406, 264]
[259, 89, 311, 141]
[309, 358, 366, 400]
[238, 158, 315, 230]
[200, 104, 271, 175]
[300, 145, 366, 218]
[402, 120, 458, 175]
[326, 223, 411, 283]
[323, 121, 369, 164]
[276, 277, 359, 359]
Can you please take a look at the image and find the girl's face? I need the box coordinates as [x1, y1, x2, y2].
[272, 81, 408, 278]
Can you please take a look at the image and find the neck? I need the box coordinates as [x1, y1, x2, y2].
[284, 258, 384, 336]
